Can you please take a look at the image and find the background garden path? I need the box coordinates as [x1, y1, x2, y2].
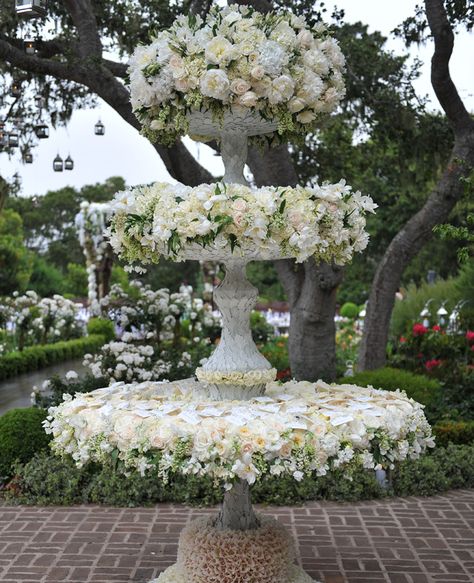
[0, 359, 86, 415]
[0, 490, 473, 583]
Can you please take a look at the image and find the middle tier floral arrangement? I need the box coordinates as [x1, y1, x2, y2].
[129, 4, 346, 145]
[108, 180, 377, 266]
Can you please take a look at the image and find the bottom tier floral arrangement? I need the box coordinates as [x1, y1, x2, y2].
[45, 379, 434, 483]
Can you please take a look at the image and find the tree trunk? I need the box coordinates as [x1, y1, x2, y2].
[215, 480, 259, 531]
[248, 145, 343, 381]
[359, 0, 474, 370]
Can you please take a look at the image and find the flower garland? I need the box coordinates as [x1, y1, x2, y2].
[128, 4, 346, 145]
[107, 181, 376, 266]
[75, 201, 114, 314]
[45, 379, 434, 487]
[195, 367, 277, 386]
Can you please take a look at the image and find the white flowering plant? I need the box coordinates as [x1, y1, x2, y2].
[0, 291, 84, 352]
[45, 379, 434, 488]
[128, 4, 346, 145]
[108, 181, 376, 266]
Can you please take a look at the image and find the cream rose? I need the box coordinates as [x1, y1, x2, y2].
[237, 91, 258, 107]
[297, 110, 317, 124]
[288, 97, 306, 113]
[250, 65, 265, 80]
[230, 78, 251, 95]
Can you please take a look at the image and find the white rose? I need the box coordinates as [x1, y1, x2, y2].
[288, 97, 306, 112]
[250, 65, 265, 80]
[150, 119, 165, 130]
[297, 110, 317, 124]
[205, 35, 234, 65]
[200, 69, 231, 100]
[230, 78, 251, 95]
[237, 91, 258, 107]
[297, 29, 314, 49]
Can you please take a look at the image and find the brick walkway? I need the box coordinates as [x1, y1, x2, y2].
[0, 490, 473, 583]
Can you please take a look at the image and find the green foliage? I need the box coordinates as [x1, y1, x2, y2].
[64, 263, 88, 297]
[340, 367, 442, 409]
[250, 311, 273, 344]
[433, 420, 474, 447]
[247, 261, 286, 303]
[6, 178, 125, 273]
[139, 258, 199, 293]
[391, 279, 461, 338]
[0, 334, 105, 381]
[392, 444, 474, 496]
[28, 256, 65, 297]
[0, 209, 33, 294]
[0, 408, 51, 482]
[9, 444, 474, 506]
[340, 302, 360, 319]
[87, 318, 115, 342]
[260, 337, 290, 375]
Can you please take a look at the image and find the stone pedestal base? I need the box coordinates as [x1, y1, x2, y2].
[149, 515, 321, 583]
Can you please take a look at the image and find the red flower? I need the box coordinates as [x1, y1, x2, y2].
[466, 330, 474, 343]
[432, 325, 441, 332]
[425, 359, 442, 371]
[413, 323, 428, 336]
[399, 336, 407, 343]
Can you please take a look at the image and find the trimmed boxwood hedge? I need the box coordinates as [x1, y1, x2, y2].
[340, 367, 442, 408]
[0, 408, 51, 481]
[432, 420, 474, 447]
[0, 334, 105, 381]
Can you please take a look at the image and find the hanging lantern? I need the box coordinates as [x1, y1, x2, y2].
[8, 132, 19, 147]
[34, 123, 49, 138]
[24, 151, 33, 164]
[10, 82, 21, 98]
[53, 154, 63, 172]
[15, 0, 47, 18]
[64, 155, 74, 170]
[24, 40, 35, 55]
[94, 119, 105, 135]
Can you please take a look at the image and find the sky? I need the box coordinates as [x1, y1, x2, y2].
[1, 0, 473, 197]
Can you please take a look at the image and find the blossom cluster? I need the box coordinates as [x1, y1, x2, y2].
[108, 181, 376, 266]
[128, 4, 346, 145]
[45, 379, 434, 487]
[84, 282, 217, 383]
[1, 291, 84, 351]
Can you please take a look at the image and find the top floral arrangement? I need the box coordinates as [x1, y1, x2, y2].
[129, 4, 346, 145]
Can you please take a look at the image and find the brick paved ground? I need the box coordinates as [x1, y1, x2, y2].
[0, 490, 473, 583]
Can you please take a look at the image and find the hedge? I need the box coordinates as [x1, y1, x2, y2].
[433, 420, 474, 447]
[0, 334, 105, 381]
[340, 367, 442, 408]
[0, 408, 51, 481]
[7, 444, 474, 506]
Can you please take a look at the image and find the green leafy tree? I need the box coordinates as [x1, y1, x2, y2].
[0, 209, 33, 294]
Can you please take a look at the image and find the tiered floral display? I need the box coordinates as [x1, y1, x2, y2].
[46, 6, 433, 583]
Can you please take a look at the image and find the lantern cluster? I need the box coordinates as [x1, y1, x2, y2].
[53, 154, 74, 172]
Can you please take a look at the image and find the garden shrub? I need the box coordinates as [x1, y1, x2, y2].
[0, 334, 105, 381]
[9, 445, 474, 506]
[250, 311, 274, 343]
[260, 337, 290, 376]
[340, 367, 442, 408]
[391, 278, 461, 338]
[0, 408, 51, 482]
[340, 302, 360, 319]
[87, 317, 115, 342]
[433, 420, 474, 447]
